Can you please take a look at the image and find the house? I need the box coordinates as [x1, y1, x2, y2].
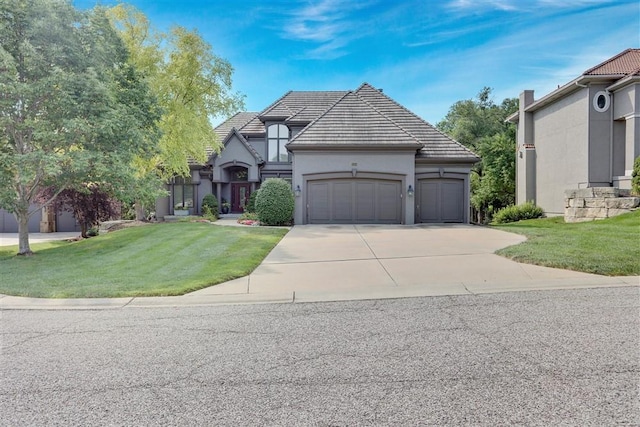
[507, 48, 640, 215]
[156, 83, 479, 225]
[0, 206, 79, 233]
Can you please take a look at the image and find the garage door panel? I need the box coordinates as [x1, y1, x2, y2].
[419, 179, 464, 223]
[307, 179, 401, 224]
[441, 181, 464, 222]
[378, 182, 401, 221]
[332, 182, 353, 221]
[308, 182, 330, 222]
[355, 182, 375, 222]
[419, 181, 440, 222]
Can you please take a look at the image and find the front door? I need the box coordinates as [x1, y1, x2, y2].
[231, 183, 251, 213]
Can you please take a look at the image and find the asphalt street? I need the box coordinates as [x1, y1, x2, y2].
[1, 286, 638, 426]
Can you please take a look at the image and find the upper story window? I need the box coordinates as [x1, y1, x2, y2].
[267, 124, 290, 162]
[593, 90, 610, 113]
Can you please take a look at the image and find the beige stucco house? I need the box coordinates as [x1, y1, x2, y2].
[156, 83, 479, 225]
[507, 48, 640, 215]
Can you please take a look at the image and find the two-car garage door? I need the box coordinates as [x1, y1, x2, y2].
[307, 179, 401, 224]
[305, 177, 465, 224]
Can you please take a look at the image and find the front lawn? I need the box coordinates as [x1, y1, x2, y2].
[0, 222, 287, 298]
[494, 211, 640, 276]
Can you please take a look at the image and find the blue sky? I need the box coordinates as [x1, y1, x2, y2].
[74, 0, 639, 125]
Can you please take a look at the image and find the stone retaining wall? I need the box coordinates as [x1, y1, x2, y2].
[564, 188, 639, 222]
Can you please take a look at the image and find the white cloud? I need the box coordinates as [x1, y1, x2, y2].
[276, 0, 379, 59]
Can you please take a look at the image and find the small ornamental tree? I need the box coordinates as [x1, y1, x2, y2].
[40, 185, 120, 238]
[255, 179, 294, 226]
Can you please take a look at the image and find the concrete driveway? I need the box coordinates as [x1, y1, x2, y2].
[189, 224, 635, 303]
[2, 223, 637, 309]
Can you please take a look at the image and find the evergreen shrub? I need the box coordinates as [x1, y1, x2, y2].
[255, 179, 294, 226]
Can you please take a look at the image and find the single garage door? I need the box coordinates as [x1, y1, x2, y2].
[307, 179, 401, 224]
[418, 179, 464, 223]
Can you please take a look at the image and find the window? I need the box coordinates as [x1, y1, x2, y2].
[593, 91, 610, 113]
[268, 124, 290, 162]
[173, 177, 196, 211]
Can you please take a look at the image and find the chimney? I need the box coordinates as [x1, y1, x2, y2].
[518, 90, 534, 146]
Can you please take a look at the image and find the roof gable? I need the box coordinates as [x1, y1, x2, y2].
[210, 128, 263, 164]
[355, 83, 478, 160]
[288, 91, 422, 148]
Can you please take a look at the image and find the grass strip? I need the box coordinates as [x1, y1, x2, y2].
[493, 211, 640, 276]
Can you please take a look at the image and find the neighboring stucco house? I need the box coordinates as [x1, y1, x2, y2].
[0, 206, 79, 233]
[507, 48, 640, 215]
[157, 83, 479, 225]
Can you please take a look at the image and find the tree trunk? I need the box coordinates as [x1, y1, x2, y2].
[135, 200, 145, 221]
[16, 210, 33, 256]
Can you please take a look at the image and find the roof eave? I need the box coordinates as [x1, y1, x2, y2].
[416, 155, 480, 164]
[287, 143, 422, 151]
[521, 74, 629, 115]
[607, 74, 640, 92]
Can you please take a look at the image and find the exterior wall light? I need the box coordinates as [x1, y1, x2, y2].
[407, 185, 414, 197]
[295, 185, 301, 197]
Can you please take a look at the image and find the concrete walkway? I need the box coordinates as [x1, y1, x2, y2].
[1, 223, 637, 309]
[0, 232, 80, 247]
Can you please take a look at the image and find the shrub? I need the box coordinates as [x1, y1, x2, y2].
[492, 202, 544, 224]
[632, 156, 640, 196]
[202, 194, 218, 213]
[255, 178, 294, 226]
[200, 194, 218, 220]
[246, 190, 259, 213]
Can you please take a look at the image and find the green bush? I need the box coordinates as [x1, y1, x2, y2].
[201, 194, 218, 220]
[255, 178, 294, 226]
[238, 212, 259, 221]
[492, 202, 545, 224]
[246, 190, 259, 213]
[632, 156, 640, 196]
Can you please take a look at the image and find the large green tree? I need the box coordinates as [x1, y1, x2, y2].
[0, 0, 158, 255]
[437, 88, 518, 222]
[107, 4, 245, 217]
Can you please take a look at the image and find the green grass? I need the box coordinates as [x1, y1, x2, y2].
[493, 210, 640, 276]
[0, 222, 287, 298]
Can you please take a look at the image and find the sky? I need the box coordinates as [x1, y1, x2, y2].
[73, 0, 640, 126]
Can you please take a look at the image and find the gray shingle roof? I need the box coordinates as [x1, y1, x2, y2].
[240, 90, 348, 134]
[288, 91, 423, 148]
[354, 83, 478, 160]
[215, 84, 477, 162]
[214, 112, 258, 140]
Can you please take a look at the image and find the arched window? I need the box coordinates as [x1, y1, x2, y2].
[268, 124, 290, 162]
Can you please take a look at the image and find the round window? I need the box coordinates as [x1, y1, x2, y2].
[593, 91, 610, 112]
